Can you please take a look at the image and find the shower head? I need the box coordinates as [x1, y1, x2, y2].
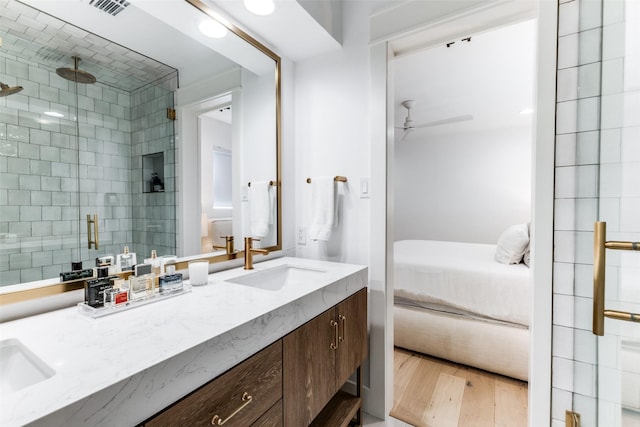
[56, 56, 96, 84]
[0, 82, 24, 97]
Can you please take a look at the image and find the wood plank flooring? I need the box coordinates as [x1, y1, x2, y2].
[391, 347, 528, 427]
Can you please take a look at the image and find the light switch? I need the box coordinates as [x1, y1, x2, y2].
[360, 177, 370, 199]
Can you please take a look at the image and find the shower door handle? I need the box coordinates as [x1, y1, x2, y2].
[592, 221, 640, 336]
[87, 214, 99, 250]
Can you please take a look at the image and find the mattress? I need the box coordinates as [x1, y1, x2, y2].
[394, 240, 530, 326]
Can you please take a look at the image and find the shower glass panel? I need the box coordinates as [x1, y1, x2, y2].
[596, 0, 640, 425]
[0, 4, 177, 286]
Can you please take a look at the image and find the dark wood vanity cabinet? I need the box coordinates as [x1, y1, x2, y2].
[144, 341, 282, 427]
[143, 289, 367, 427]
[283, 288, 368, 427]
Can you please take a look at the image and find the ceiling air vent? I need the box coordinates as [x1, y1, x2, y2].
[89, 0, 130, 16]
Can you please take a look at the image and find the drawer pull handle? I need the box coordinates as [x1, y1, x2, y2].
[210, 392, 253, 425]
[330, 319, 339, 350]
[339, 314, 346, 342]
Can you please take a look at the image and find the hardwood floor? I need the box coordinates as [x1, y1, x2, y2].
[391, 347, 528, 427]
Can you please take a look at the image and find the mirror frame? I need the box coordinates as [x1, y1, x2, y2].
[174, 0, 282, 271]
[0, 0, 282, 305]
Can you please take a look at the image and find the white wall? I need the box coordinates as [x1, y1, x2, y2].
[394, 126, 531, 244]
[199, 116, 232, 220]
[293, 1, 374, 267]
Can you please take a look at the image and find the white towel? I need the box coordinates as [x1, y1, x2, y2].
[309, 176, 335, 241]
[250, 181, 271, 238]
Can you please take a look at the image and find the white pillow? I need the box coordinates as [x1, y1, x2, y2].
[495, 224, 530, 264]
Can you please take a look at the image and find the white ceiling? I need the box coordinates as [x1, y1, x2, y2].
[393, 18, 537, 140]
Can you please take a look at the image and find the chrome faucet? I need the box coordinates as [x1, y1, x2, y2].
[213, 235, 237, 256]
[244, 237, 268, 270]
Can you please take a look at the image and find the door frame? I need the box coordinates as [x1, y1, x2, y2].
[367, 1, 558, 424]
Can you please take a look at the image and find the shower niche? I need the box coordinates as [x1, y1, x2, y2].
[143, 153, 165, 193]
[0, 1, 179, 286]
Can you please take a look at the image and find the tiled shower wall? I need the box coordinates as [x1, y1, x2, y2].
[0, 52, 177, 286]
[130, 81, 177, 259]
[553, 0, 640, 425]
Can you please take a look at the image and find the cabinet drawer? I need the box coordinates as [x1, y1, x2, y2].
[146, 340, 282, 427]
[252, 399, 283, 427]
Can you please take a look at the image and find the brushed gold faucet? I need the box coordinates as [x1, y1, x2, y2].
[213, 235, 237, 256]
[244, 237, 268, 270]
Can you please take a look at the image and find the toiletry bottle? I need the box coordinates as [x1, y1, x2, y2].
[158, 265, 183, 295]
[116, 246, 136, 272]
[129, 263, 154, 300]
[104, 277, 128, 307]
[85, 266, 114, 308]
[150, 250, 161, 276]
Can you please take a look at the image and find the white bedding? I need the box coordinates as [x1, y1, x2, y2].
[394, 240, 530, 326]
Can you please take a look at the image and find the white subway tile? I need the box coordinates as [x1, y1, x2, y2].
[577, 62, 601, 99]
[576, 165, 599, 198]
[598, 366, 622, 402]
[599, 163, 622, 197]
[555, 198, 576, 230]
[598, 197, 620, 230]
[573, 360, 597, 396]
[603, 0, 624, 25]
[602, 22, 625, 61]
[554, 293, 576, 327]
[579, 0, 603, 32]
[578, 28, 602, 65]
[576, 131, 599, 164]
[620, 197, 640, 232]
[556, 166, 577, 198]
[573, 394, 597, 427]
[559, 0, 580, 36]
[555, 230, 577, 263]
[577, 97, 600, 132]
[557, 67, 579, 102]
[623, 92, 640, 127]
[574, 296, 594, 330]
[554, 262, 575, 295]
[558, 34, 580, 69]
[622, 127, 640, 161]
[557, 101, 578, 134]
[553, 356, 575, 391]
[551, 387, 573, 420]
[575, 198, 598, 230]
[573, 328, 597, 364]
[554, 325, 575, 358]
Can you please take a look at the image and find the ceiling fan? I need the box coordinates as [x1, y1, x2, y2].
[396, 100, 473, 139]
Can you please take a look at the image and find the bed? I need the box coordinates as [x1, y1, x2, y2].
[394, 239, 530, 381]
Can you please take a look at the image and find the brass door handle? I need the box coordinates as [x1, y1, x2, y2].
[330, 319, 339, 350]
[593, 221, 640, 336]
[86, 214, 99, 250]
[210, 392, 252, 425]
[338, 314, 346, 342]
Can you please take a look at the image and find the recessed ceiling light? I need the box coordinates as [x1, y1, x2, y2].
[520, 108, 534, 115]
[244, 0, 275, 16]
[199, 20, 227, 39]
[44, 111, 64, 118]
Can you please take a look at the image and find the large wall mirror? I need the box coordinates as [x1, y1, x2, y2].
[0, 0, 281, 290]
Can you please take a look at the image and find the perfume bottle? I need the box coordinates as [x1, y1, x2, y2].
[103, 277, 129, 307]
[85, 266, 114, 308]
[158, 265, 183, 295]
[116, 246, 136, 272]
[129, 263, 155, 300]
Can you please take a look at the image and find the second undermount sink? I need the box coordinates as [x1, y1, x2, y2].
[0, 338, 54, 394]
[226, 264, 327, 291]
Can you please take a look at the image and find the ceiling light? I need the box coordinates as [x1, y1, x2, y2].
[44, 111, 64, 118]
[198, 20, 227, 39]
[520, 108, 534, 115]
[244, 0, 275, 16]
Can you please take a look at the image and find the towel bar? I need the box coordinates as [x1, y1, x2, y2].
[247, 181, 276, 187]
[306, 176, 348, 183]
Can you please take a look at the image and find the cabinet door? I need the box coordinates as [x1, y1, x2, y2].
[335, 288, 368, 389]
[283, 308, 337, 426]
[251, 400, 282, 427]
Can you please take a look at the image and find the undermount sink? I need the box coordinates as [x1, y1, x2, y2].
[0, 338, 54, 394]
[226, 264, 327, 291]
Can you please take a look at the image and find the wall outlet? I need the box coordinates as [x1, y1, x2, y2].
[297, 226, 307, 245]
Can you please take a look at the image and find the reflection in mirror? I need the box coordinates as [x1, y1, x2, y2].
[0, 0, 178, 286]
[0, 0, 281, 290]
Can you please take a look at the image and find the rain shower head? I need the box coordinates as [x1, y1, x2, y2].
[0, 82, 24, 97]
[56, 56, 96, 84]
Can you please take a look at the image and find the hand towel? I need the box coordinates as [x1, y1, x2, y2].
[309, 176, 335, 241]
[250, 181, 271, 238]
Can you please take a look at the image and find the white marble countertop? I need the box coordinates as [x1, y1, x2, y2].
[0, 257, 367, 427]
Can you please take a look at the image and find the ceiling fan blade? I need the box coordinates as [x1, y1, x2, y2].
[413, 114, 474, 128]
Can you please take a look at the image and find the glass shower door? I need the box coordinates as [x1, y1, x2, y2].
[594, 0, 640, 425]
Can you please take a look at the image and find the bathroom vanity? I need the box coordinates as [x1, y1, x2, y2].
[0, 258, 367, 427]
